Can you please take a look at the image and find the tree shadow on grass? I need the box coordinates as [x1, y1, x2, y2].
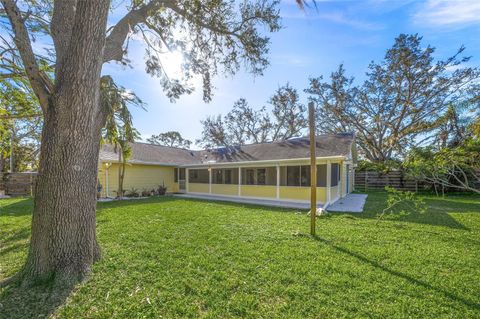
[333, 192, 473, 230]
[0, 198, 33, 217]
[96, 195, 183, 211]
[0, 277, 74, 319]
[308, 234, 480, 312]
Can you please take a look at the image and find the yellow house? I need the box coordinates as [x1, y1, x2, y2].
[98, 133, 356, 208]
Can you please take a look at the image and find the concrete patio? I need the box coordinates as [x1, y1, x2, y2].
[173, 193, 317, 209]
[173, 193, 368, 212]
[327, 194, 368, 213]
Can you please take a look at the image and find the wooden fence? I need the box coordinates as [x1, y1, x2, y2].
[0, 172, 37, 196]
[354, 170, 421, 192]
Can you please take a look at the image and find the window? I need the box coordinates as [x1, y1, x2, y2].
[257, 169, 266, 185]
[189, 169, 209, 183]
[331, 163, 339, 186]
[174, 168, 178, 182]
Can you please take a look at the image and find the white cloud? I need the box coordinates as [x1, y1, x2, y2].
[318, 11, 383, 30]
[283, 10, 383, 30]
[414, 0, 480, 27]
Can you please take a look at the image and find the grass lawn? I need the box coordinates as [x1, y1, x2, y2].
[1, 192, 479, 318]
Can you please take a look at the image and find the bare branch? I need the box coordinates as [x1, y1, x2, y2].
[0, 0, 52, 113]
[103, 0, 169, 63]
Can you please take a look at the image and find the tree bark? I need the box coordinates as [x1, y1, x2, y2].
[21, 0, 111, 285]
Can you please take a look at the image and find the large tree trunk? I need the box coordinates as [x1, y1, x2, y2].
[21, 1, 110, 285]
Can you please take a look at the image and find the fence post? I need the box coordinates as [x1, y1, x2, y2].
[365, 172, 368, 192]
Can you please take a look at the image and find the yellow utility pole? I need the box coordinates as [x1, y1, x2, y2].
[309, 102, 317, 236]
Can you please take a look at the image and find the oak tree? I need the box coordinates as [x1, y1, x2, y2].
[0, 0, 281, 285]
[306, 34, 480, 163]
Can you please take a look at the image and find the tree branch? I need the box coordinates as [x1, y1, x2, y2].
[51, 0, 77, 71]
[0, 0, 52, 113]
[103, 0, 169, 63]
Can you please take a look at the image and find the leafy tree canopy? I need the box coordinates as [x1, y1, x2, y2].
[306, 34, 480, 163]
[147, 131, 192, 149]
[197, 83, 306, 148]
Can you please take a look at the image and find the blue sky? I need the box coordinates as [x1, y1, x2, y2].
[103, 0, 480, 148]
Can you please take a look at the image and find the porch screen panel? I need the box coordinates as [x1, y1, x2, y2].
[242, 168, 255, 185]
[212, 168, 238, 184]
[317, 164, 327, 187]
[265, 167, 277, 186]
[287, 166, 301, 186]
[241, 167, 275, 185]
[189, 169, 209, 183]
[331, 163, 339, 186]
[213, 169, 223, 184]
[179, 168, 186, 180]
[280, 166, 288, 186]
[300, 166, 310, 186]
[227, 169, 239, 184]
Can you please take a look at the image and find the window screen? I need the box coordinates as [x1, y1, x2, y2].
[189, 169, 209, 183]
[331, 163, 339, 187]
[317, 164, 327, 187]
[174, 168, 178, 182]
[245, 169, 255, 185]
[257, 169, 266, 185]
[179, 168, 186, 180]
[213, 169, 223, 184]
[300, 166, 310, 186]
[287, 166, 300, 186]
[224, 169, 232, 184]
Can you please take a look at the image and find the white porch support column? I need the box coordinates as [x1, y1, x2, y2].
[326, 161, 331, 205]
[105, 165, 109, 197]
[349, 168, 355, 193]
[238, 167, 242, 197]
[209, 168, 212, 194]
[276, 164, 280, 199]
[186, 168, 189, 193]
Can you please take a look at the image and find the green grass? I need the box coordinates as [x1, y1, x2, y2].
[1, 192, 479, 318]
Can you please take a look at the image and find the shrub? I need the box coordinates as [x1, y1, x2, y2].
[157, 183, 167, 195]
[126, 188, 140, 197]
[377, 186, 426, 223]
[141, 189, 151, 197]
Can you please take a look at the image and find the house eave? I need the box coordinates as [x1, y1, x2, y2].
[179, 155, 348, 168]
[100, 155, 348, 168]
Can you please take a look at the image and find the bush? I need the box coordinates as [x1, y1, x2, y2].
[126, 188, 140, 197]
[357, 159, 402, 173]
[157, 183, 167, 195]
[141, 189, 151, 197]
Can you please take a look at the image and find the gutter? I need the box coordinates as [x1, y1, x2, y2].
[99, 155, 348, 168]
[178, 156, 347, 168]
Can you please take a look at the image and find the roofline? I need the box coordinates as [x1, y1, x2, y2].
[100, 160, 178, 166]
[196, 133, 355, 151]
[99, 155, 347, 168]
